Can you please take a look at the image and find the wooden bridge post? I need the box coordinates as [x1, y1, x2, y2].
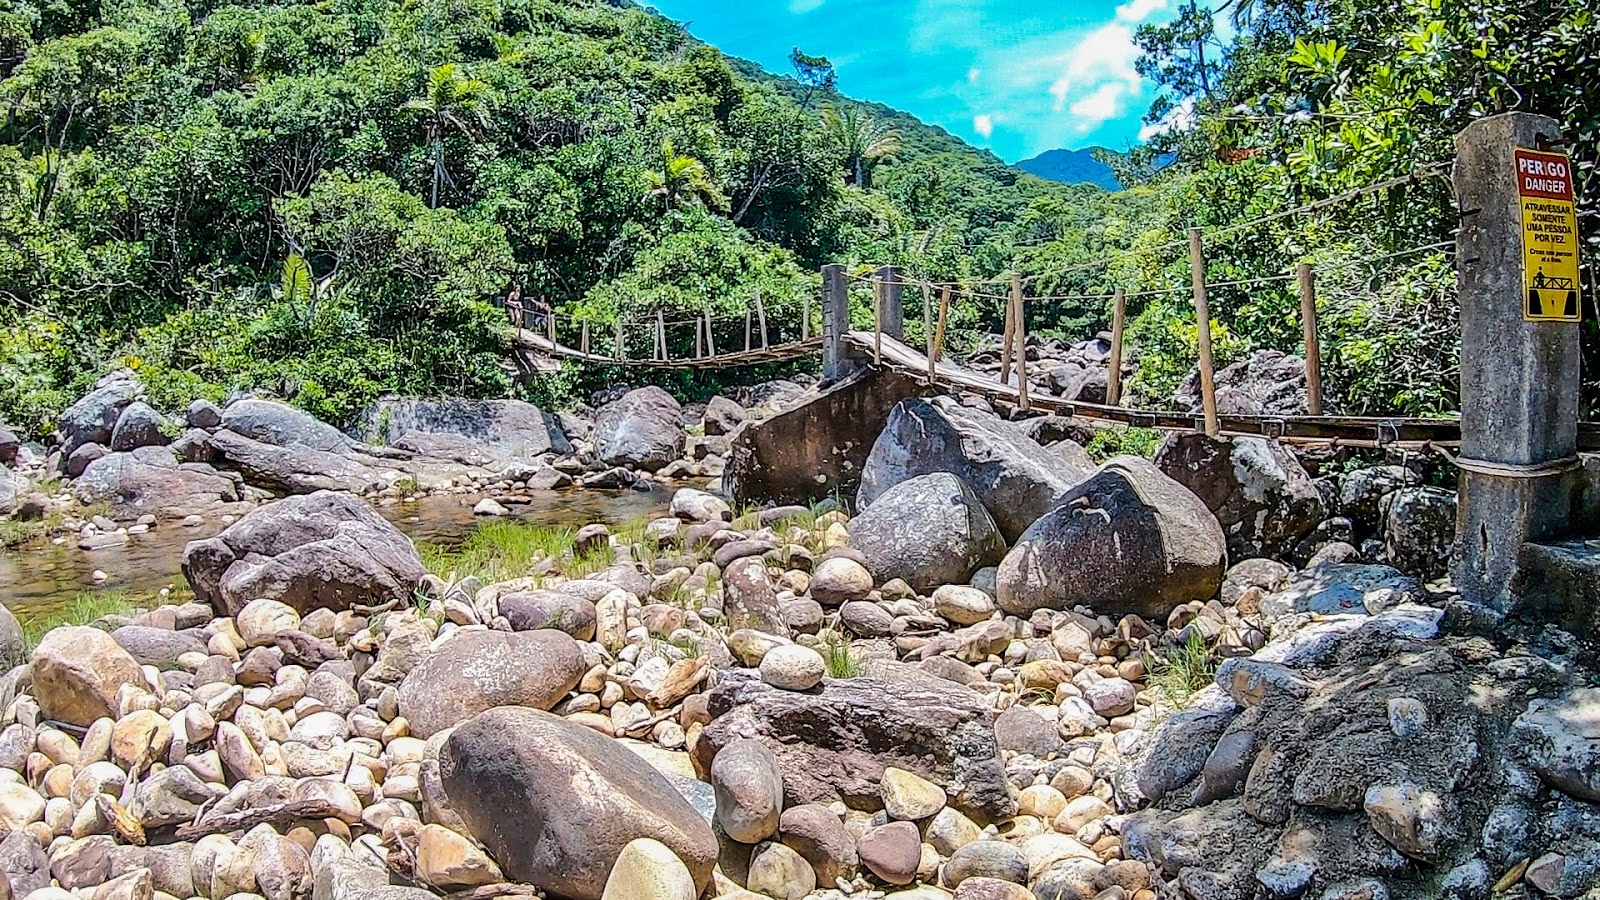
[1107, 287, 1126, 406]
[1453, 112, 1582, 614]
[1188, 229, 1221, 437]
[821, 264, 852, 381]
[1013, 273, 1029, 411]
[876, 265, 904, 340]
[999, 275, 1016, 387]
[1298, 263, 1324, 415]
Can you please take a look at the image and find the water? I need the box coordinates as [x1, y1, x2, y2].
[0, 487, 672, 621]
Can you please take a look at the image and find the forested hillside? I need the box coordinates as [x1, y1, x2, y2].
[0, 0, 1081, 434]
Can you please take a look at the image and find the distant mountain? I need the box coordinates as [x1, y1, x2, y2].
[1016, 148, 1122, 190]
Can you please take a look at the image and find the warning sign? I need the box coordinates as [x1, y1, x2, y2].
[1516, 147, 1581, 322]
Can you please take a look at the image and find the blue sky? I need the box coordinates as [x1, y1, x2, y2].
[642, 0, 1178, 163]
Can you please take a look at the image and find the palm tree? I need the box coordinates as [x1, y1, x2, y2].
[644, 139, 727, 212]
[403, 63, 490, 208]
[821, 105, 902, 188]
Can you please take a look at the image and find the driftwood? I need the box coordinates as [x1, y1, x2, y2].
[440, 885, 544, 900]
[175, 797, 345, 840]
[95, 794, 146, 846]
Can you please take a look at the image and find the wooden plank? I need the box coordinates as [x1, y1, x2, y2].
[1188, 229, 1220, 437]
[1299, 262, 1324, 416]
[1107, 287, 1126, 407]
[1013, 273, 1028, 412]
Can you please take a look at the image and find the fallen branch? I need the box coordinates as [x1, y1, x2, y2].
[175, 798, 344, 840]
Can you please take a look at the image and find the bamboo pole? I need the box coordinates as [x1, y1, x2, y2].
[695, 316, 704, 359]
[614, 320, 624, 361]
[755, 289, 768, 348]
[999, 274, 1016, 386]
[547, 309, 555, 342]
[704, 309, 716, 358]
[873, 275, 886, 363]
[655, 312, 665, 361]
[1188, 228, 1220, 437]
[1107, 288, 1126, 407]
[1013, 273, 1029, 412]
[929, 285, 951, 380]
[744, 309, 752, 352]
[581, 321, 590, 357]
[802, 293, 810, 341]
[922, 282, 933, 361]
[1298, 262, 1323, 416]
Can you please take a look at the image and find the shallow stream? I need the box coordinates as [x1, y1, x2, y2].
[0, 487, 670, 621]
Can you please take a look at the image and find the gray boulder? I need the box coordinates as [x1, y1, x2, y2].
[0, 469, 29, 517]
[207, 430, 386, 495]
[1258, 563, 1424, 620]
[1154, 432, 1324, 559]
[58, 370, 141, 455]
[73, 447, 239, 518]
[1513, 687, 1600, 803]
[1176, 349, 1306, 416]
[995, 457, 1226, 620]
[1338, 466, 1413, 537]
[65, 443, 108, 478]
[858, 396, 1093, 542]
[848, 472, 1005, 594]
[0, 607, 23, 672]
[594, 386, 684, 472]
[0, 425, 18, 466]
[181, 490, 426, 616]
[109, 402, 171, 452]
[398, 629, 587, 738]
[497, 591, 597, 640]
[440, 707, 718, 900]
[695, 665, 1014, 823]
[359, 397, 570, 460]
[702, 395, 745, 436]
[186, 400, 222, 429]
[221, 398, 354, 453]
[1381, 486, 1456, 579]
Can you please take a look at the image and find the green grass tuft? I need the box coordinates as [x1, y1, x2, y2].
[816, 629, 867, 679]
[19, 590, 139, 651]
[1144, 630, 1217, 709]
[420, 519, 616, 584]
[1084, 426, 1162, 463]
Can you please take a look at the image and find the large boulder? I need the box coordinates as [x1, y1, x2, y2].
[1514, 687, 1600, 803]
[0, 469, 30, 517]
[848, 473, 1005, 594]
[207, 430, 386, 495]
[593, 387, 684, 472]
[995, 457, 1226, 620]
[1175, 349, 1306, 416]
[1381, 486, 1456, 579]
[221, 398, 354, 453]
[398, 629, 587, 738]
[30, 627, 146, 726]
[73, 447, 239, 518]
[1153, 433, 1324, 560]
[727, 368, 927, 508]
[181, 490, 426, 616]
[0, 424, 18, 465]
[858, 396, 1093, 541]
[109, 402, 171, 452]
[359, 398, 571, 460]
[701, 396, 745, 437]
[58, 370, 141, 456]
[695, 665, 1014, 823]
[440, 707, 718, 900]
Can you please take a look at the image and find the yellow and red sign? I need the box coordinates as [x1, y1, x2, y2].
[1515, 147, 1581, 322]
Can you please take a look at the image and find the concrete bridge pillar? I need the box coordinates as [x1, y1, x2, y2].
[1452, 112, 1583, 614]
[822, 264, 851, 381]
[876, 265, 904, 341]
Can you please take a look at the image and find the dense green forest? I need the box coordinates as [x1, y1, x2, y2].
[1, 0, 1597, 434]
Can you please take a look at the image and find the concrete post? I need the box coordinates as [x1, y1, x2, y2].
[1453, 112, 1581, 613]
[822, 264, 852, 381]
[876, 265, 904, 340]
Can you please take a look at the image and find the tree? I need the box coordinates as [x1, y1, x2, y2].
[821, 105, 901, 189]
[788, 48, 836, 111]
[402, 63, 490, 208]
[644, 138, 726, 212]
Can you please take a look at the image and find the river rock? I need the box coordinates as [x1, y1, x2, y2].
[759, 645, 824, 691]
[1339, 466, 1413, 537]
[498, 590, 597, 640]
[221, 398, 353, 453]
[996, 457, 1226, 620]
[31, 628, 145, 726]
[109, 626, 206, 668]
[1176, 349, 1306, 416]
[778, 804, 858, 884]
[1514, 687, 1600, 802]
[601, 838, 697, 900]
[0, 425, 17, 466]
[858, 397, 1093, 541]
[723, 557, 790, 637]
[696, 666, 1013, 822]
[399, 628, 585, 738]
[1153, 433, 1324, 559]
[0, 607, 25, 672]
[857, 821, 920, 885]
[702, 396, 745, 436]
[360, 397, 571, 461]
[182, 490, 426, 616]
[414, 823, 503, 890]
[1382, 486, 1456, 579]
[59, 370, 141, 455]
[669, 487, 730, 523]
[73, 448, 240, 519]
[809, 557, 873, 605]
[594, 387, 684, 473]
[944, 841, 1029, 888]
[440, 707, 718, 900]
[747, 842, 815, 899]
[109, 402, 170, 452]
[711, 738, 785, 843]
[849, 473, 1005, 594]
[206, 429, 385, 495]
[933, 585, 996, 626]
[0, 469, 27, 517]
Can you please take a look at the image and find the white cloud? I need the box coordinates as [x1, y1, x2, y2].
[1114, 0, 1168, 23]
[1044, 22, 1142, 115]
[1069, 83, 1130, 126]
[788, 0, 824, 13]
[967, 66, 981, 86]
[973, 114, 994, 139]
[1138, 97, 1197, 140]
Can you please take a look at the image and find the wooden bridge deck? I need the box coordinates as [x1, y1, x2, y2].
[514, 328, 822, 369]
